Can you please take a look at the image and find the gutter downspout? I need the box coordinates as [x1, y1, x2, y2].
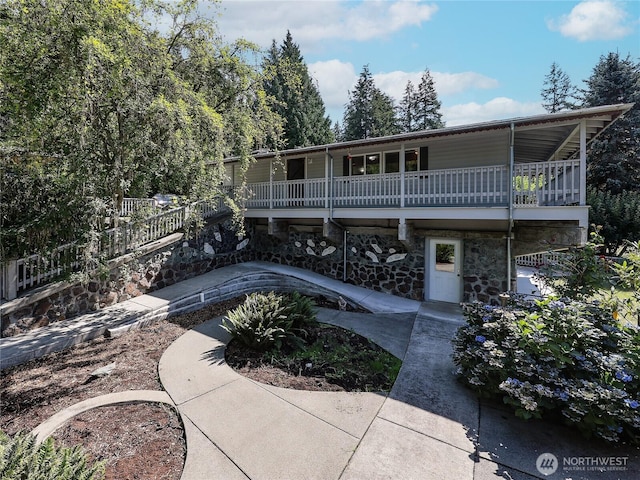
[507, 122, 515, 292]
[326, 147, 348, 283]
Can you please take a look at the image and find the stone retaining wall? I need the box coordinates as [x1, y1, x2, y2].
[254, 230, 425, 301]
[1, 219, 254, 337]
[2, 216, 513, 337]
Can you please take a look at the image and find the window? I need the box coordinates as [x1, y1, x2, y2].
[405, 149, 419, 171]
[351, 155, 364, 175]
[385, 152, 399, 173]
[366, 154, 380, 174]
[384, 148, 428, 173]
[343, 153, 381, 175]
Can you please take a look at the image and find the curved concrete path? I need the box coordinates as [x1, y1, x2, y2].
[22, 263, 640, 479]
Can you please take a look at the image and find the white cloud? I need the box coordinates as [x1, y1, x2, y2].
[443, 98, 546, 126]
[374, 70, 499, 100]
[308, 62, 502, 123]
[216, 1, 438, 49]
[547, 1, 634, 41]
[308, 60, 357, 110]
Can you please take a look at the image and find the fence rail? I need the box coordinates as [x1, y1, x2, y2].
[120, 198, 157, 217]
[239, 160, 579, 209]
[1, 199, 225, 300]
[515, 252, 566, 268]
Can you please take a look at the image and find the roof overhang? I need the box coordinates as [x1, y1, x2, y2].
[221, 103, 634, 164]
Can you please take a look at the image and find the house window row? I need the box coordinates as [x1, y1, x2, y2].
[342, 147, 429, 176]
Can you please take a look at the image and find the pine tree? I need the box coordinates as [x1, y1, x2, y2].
[343, 65, 399, 140]
[398, 80, 416, 133]
[541, 62, 577, 113]
[582, 53, 640, 194]
[414, 68, 445, 130]
[332, 121, 343, 143]
[262, 31, 332, 149]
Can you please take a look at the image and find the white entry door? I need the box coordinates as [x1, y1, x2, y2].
[428, 239, 462, 303]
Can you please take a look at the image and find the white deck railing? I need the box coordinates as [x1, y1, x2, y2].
[514, 159, 581, 207]
[120, 198, 157, 216]
[2, 199, 225, 300]
[240, 161, 580, 209]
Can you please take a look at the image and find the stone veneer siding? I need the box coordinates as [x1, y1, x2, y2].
[3, 217, 514, 336]
[254, 229, 425, 301]
[462, 237, 511, 305]
[1, 219, 254, 337]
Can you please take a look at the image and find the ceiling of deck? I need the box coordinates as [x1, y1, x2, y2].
[514, 117, 608, 163]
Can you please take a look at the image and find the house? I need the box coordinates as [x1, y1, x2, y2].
[221, 104, 633, 305]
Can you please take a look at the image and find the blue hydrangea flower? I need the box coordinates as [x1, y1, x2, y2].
[549, 300, 566, 309]
[607, 425, 623, 433]
[625, 399, 639, 409]
[506, 377, 523, 387]
[554, 389, 569, 401]
[475, 335, 486, 344]
[616, 371, 633, 383]
[482, 315, 491, 322]
[483, 305, 495, 312]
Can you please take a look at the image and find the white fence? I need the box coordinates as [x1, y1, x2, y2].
[239, 160, 580, 209]
[120, 198, 157, 216]
[1, 199, 226, 300]
[515, 252, 566, 269]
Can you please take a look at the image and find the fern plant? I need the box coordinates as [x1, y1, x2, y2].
[0, 430, 105, 480]
[222, 292, 293, 351]
[284, 292, 317, 338]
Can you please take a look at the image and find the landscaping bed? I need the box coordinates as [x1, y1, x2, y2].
[0, 294, 390, 479]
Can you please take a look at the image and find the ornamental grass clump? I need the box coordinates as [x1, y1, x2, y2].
[452, 295, 640, 444]
[0, 430, 105, 480]
[222, 291, 317, 351]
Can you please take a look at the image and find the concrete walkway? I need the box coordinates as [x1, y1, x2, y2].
[5, 262, 638, 479]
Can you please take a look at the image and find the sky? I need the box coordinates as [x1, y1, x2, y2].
[210, 0, 639, 126]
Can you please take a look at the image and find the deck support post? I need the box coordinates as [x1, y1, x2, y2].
[268, 218, 289, 242]
[323, 220, 343, 244]
[398, 220, 414, 249]
[579, 120, 587, 206]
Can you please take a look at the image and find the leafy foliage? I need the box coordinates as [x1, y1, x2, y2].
[0, 0, 280, 257]
[0, 430, 105, 480]
[588, 188, 640, 255]
[534, 231, 609, 300]
[453, 297, 640, 444]
[222, 291, 317, 351]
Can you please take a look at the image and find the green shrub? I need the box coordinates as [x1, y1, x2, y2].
[285, 291, 317, 334]
[452, 296, 640, 444]
[222, 292, 292, 351]
[0, 430, 105, 480]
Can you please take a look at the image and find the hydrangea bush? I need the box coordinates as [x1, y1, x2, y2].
[452, 295, 640, 444]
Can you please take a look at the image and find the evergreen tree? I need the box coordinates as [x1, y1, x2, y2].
[263, 31, 333, 149]
[414, 68, 445, 130]
[541, 62, 577, 113]
[582, 53, 640, 194]
[398, 80, 416, 133]
[332, 121, 343, 143]
[343, 65, 399, 140]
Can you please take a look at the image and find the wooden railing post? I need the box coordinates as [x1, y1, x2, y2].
[3, 260, 18, 300]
